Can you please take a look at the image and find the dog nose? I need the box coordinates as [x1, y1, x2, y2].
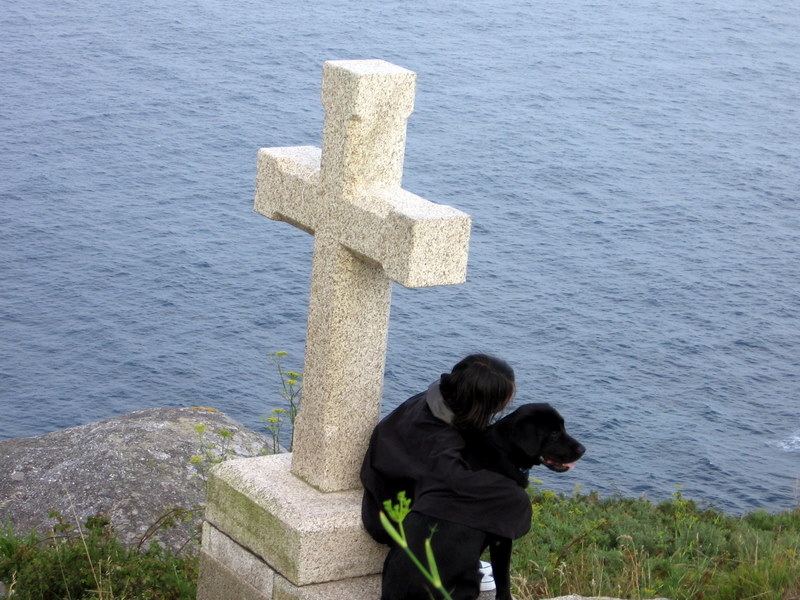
[575, 443, 586, 458]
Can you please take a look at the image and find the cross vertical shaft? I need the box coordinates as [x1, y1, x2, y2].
[254, 60, 472, 493]
[292, 233, 393, 490]
[292, 62, 415, 491]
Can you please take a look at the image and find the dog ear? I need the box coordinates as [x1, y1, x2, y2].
[509, 407, 549, 461]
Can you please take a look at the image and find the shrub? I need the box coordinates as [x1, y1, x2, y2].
[0, 512, 197, 600]
[511, 485, 800, 600]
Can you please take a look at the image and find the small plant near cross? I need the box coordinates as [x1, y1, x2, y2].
[258, 350, 303, 452]
[189, 424, 235, 494]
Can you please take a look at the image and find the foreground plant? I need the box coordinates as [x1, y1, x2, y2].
[380, 491, 454, 600]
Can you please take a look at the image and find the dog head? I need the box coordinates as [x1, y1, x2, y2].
[493, 403, 585, 472]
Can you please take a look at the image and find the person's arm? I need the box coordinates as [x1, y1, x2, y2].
[412, 430, 532, 540]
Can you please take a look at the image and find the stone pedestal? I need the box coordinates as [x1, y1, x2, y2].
[198, 454, 386, 599]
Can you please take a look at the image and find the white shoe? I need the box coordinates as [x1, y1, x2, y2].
[478, 560, 495, 592]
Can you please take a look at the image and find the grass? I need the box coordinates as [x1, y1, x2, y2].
[0, 511, 198, 600]
[510, 483, 800, 600]
[1, 489, 797, 599]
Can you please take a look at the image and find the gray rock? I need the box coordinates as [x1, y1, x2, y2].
[0, 407, 273, 553]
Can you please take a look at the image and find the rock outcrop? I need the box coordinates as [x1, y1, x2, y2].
[0, 406, 272, 553]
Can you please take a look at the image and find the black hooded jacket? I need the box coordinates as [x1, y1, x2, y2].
[360, 382, 532, 544]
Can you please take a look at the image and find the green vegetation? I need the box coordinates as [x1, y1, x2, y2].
[0, 511, 197, 599]
[1, 488, 797, 599]
[511, 483, 800, 600]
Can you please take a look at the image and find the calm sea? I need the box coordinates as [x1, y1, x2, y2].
[2, 0, 798, 514]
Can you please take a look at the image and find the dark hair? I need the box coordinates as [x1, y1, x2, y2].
[439, 354, 515, 431]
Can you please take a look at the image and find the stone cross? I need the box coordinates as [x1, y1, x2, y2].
[254, 59, 471, 492]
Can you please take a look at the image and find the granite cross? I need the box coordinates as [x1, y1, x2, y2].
[254, 60, 471, 492]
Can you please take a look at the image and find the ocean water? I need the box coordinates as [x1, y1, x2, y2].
[1, 0, 798, 514]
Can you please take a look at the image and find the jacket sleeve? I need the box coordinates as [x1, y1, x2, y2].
[412, 428, 532, 540]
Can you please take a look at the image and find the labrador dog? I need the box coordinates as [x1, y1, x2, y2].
[381, 403, 585, 600]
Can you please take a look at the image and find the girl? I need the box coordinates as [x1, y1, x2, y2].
[360, 354, 532, 598]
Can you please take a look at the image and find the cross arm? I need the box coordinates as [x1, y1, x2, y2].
[254, 146, 321, 234]
[335, 188, 472, 288]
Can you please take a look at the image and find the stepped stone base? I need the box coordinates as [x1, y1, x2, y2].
[199, 453, 387, 599]
[198, 526, 381, 600]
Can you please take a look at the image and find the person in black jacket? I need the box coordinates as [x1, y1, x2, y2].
[360, 354, 532, 597]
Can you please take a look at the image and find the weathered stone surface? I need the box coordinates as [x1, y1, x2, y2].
[204, 454, 386, 586]
[0, 407, 271, 552]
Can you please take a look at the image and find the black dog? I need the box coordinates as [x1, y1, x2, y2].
[381, 403, 585, 600]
